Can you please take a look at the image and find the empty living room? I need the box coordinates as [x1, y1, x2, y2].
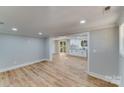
[0, 2, 124, 92]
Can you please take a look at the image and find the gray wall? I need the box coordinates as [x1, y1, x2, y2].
[44, 38, 54, 61]
[44, 38, 50, 60]
[119, 23, 124, 86]
[0, 34, 48, 71]
[54, 40, 59, 53]
[118, 12, 124, 86]
[120, 55, 124, 86]
[89, 27, 119, 76]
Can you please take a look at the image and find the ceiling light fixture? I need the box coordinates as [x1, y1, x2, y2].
[12, 27, 18, 32]
[38, 32, 43, 35]
[80, 20, 86, 24]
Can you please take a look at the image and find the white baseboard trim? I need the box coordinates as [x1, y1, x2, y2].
[0, 59, 49, 73]
[87, 71, 120, 86]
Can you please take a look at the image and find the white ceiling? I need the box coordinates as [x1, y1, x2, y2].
[0, 6, 122, 38]
[53, 32, 88, 40]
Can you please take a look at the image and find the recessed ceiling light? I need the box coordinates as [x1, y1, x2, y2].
[12, 27, 18, 32]
[80, 20, 86, 24]
[38, 32, 43, 35]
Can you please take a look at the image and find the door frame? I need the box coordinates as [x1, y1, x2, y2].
[87, 32, 90, 73]
[58, 40, 67, 53]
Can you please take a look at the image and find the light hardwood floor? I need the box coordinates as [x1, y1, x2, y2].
[0, 54, 117, 87]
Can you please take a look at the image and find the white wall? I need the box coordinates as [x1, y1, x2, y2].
[89, 27, 119, 82]
[0, 34, 48, 72]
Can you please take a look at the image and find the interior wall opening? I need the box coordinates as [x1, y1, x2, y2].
[51, 32, 89, 72]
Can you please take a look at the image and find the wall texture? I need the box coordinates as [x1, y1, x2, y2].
[89, 27, 119, 76]
[0, 34, 48, 72]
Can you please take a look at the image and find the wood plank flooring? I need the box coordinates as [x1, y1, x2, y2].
[0, 54, 117, 87]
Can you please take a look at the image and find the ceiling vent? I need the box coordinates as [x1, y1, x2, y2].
[103, 6, 111, 15]
[105, 6, 111, 11]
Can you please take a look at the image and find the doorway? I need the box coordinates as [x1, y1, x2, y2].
[59, 40, 67, 53]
